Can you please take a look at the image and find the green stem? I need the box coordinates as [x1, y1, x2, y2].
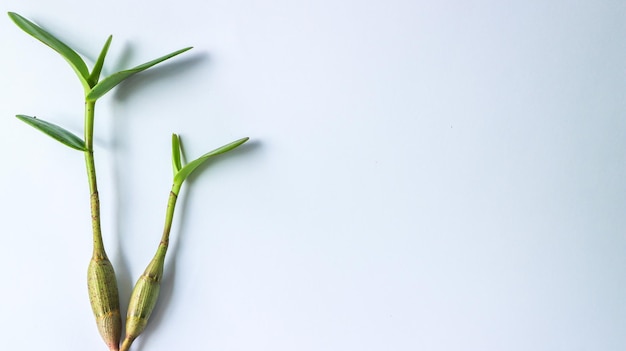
[146, 183, 182, 270]
[84, 100, 106, 258]
[84, 99, 121, 351]
[119, 182, 182, 351]
[159, 182, 183, 252]
[120, 337, 133, 351]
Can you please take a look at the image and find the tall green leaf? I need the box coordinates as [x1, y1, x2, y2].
[8, 12, 90, 91]
[88, 35, 113, 87]
[174, 137, 249, 185]
[86, 47, 192, 101]
[171, 134, 183, 175]
[16, 115, 87, 151]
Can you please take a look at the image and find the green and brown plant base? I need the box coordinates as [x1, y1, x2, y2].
[9, 12, 249, 351]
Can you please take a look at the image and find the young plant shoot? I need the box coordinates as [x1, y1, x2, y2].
[9, 12, 248, 351]
[121, 135, 248, 351]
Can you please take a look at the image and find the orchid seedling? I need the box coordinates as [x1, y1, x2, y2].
[9, 12, 248, 351]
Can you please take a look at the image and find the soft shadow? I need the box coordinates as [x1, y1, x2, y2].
[110, 149, 134, 323]
[108, 96, 135, 322]
[111, 42, 135, 74]
[113, 53, 207, 102]
[107, 47, 206, 330]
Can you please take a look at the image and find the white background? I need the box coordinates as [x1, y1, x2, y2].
[1, 1, 625, 350]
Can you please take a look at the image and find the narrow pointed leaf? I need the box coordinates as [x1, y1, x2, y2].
[8, 12, 90, 90]
[16, 114, 87, 151]
[88, 35, 113, 87]
[86, 47, 193, 101]
[174, 137, 249, 185]
[171, 134, 183, 175]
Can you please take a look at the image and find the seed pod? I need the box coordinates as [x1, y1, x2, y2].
[120, 247, 167, 351]
[88, 255, 122, 351]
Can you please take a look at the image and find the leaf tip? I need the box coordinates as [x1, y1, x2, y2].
[7, 11, 20, 23]
[234, 137, 250, 147]
[178, 47, 193, 55]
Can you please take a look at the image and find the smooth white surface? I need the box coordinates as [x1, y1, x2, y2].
[1, 1, 625, 350]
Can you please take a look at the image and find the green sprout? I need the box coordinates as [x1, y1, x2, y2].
[122, 134, 249, 351]
[9, 12, 248, 351]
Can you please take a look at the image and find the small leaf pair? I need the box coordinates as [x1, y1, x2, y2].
[172, 134, 250, 188]
[87, 47, 192, 101]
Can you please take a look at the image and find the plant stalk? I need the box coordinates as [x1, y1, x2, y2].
[84, 100, 122, 351]
[84, 100, 106, 256]
[120, 182, 182, 351]
[119, 182, 182, 351]
[165, 182, 183, 240]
